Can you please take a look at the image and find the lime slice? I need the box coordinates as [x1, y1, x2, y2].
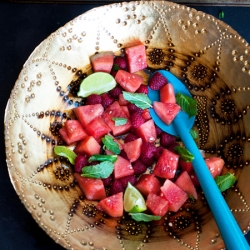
[54, 146, 77, 165]
[124, 182, 147, 213]
[77, 72, 116, 98]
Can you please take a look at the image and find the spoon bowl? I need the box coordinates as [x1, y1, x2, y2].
[148, 70, 250, 250]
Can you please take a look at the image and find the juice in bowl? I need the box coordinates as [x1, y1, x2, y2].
[4, 1, 250, 250]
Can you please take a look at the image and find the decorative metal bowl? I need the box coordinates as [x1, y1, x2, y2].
[4, 1, 250, 249]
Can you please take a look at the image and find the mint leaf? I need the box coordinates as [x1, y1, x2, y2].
[176, 93, 197, 118]
[54, 146, 77, 165]
[81, 161, 114, 178]
[102, 135, 121, 154]
[190, 129, 198, 139]
[112, 117, 127, 126]
[215, 172, 236, 192]
[129, 213, 161, 222]
[112, 64, 120, 72]
[122, 91, 152, 109]
[88, 154, 118, 163]
[174, 146, 194, 162]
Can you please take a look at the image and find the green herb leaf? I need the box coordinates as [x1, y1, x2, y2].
[112, 117, 128, 126]
[176, 93, 197, 118]
[54, 146, 77, 165]
[112, 64, 120, 72]
[219, 10, 224, 19]
[122, 91, 152, 109]
[190, 129, 198, 140]
[102, 135, 121, 154]
[174, 146, 194, 162]
[215, 172, 236, 192]
[129, 213, 161, 222]
[88, 154, 118, 163]
[81, 161, 114, 178]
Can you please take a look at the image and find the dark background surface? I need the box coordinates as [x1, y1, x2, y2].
[0, 1, 250, 249]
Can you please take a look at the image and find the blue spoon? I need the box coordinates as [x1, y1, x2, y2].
[148, 70, 250, 250]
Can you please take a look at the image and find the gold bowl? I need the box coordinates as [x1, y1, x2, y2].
[4, 1, 250, 249]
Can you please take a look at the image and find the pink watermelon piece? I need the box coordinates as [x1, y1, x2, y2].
[136, 119, 157, 143]
[97, 192, 123, 217]
[115, 70, 143, 93]
[175, 171, 198, 199]
[160, 179, 188, 212]
[153, 101, 181, 125]
[74, 173, 106, 201]
[160, 83, 176, 103]
[205, 156, 224, 178]
[153, 148, 179, 179]
[74, 136, 101, 156]
[146, 193, 169, 216]
[90, 51, 114, 73]
[125, 44, 147, 73]
[123, 138, 142, 162]
[113, 155, 134, 179]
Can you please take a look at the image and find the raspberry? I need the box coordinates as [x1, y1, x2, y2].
[155, 125, 163, 136]
[139, 154, 155, 166]
[85, 94, 102, 105]
[132, 160, 147, 175]
[124, 133, 138, 143]
[154, 146, 164, 161]
[130, 111, 146, 128]
[141, 142, 157, 159]
[101, 93, 114, 108]
[167, 142, 180, 153]
[160, 132, 176, 147]
[102, 175, 113, 187]
[109, 180, 124, 195]
[149, 72, 168, 90]
[119, 175, 137, 189]
[136, 84, 148, 94]
[109, 85, 123, 99]
[113, 56, 127, 71]
[127, 103, 143, 114]
[74, 155, 88, 173]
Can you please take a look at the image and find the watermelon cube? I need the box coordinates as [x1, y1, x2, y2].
[125, 44, 147, 73]
[135, 174, 161, 197]
[160, 83, 176, 104]
[90, 51, 114, 73]
[118, 93, 130, 106]
[160, 179, 188, 212]
[179, 160, 194, 174]
[175, 171, 198, 199]
[74, 173, 106, 200]
[74, 136, 101, 156]
[97, 192, 123, 217]
[85, 117, 111, 140]
[114, 155, 134, 179]
[59, 127, 73, 146]
[153, 148, 179, 179]
[136, 119, 157, 143]
[153, 101, 181, 125]
[123, 138, 142, 162]
[115, 70, 143, 92]
[146, 193, 169, 216]
[63, 120, 88, 143]
[103, 101, 132, 136]
[74, 104, 104, 128]
[205, 156, 224, 178]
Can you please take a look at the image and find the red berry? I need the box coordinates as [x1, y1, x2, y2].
[119, 175, 137, 189]
[102, 175, 113, 187]
[109, 85, 123, 99]
[136, 84, 148, 94]
[132, 160, 147, 175]
[139, 154, 155, 166]
[109, 180, 124, 195]
[160, 132, 176, 147]
[127, 103, 143, 114]
[149, 72, 168, 90]
[130, 111, 146, 128]
[167, 142, 180, 153]
[124, 133, 138, 143]
[155, 126, 163, 136]
[101, 93, 114, 108]
[154, 146, 164, 161]
[85, 94, 102, 105]
[141, 142, 157, 159]
[74, 155, 88, 173]
[113, 56, 127, 71]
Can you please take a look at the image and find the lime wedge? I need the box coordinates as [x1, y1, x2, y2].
[77, 72, 116, 98]
[124, 182, 147, 213]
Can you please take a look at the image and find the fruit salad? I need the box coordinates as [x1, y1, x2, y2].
[54, 44, 236, 222]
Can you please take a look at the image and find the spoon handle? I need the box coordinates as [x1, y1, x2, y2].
[173, 115, 250, 250]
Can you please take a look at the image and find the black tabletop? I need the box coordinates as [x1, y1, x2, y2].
[1, 2, 250, 249]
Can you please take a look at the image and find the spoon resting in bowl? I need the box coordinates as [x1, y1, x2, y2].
[148, 70, 250, 250]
